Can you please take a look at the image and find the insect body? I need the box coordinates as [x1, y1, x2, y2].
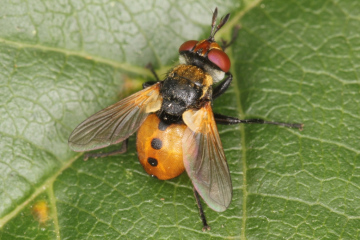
[68, 8, 303, 230]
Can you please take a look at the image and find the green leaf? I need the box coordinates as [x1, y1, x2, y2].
[1, 0, 359, 239]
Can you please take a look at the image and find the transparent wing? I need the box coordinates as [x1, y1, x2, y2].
[182, 102, 232, 212]
[69, 83, 162, 152]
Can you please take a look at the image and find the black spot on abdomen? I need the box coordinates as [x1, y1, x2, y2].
[151, 138, 162, 150]
[147, 157, 158, 167]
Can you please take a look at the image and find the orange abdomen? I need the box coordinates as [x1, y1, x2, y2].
[136, 114, 186, 180]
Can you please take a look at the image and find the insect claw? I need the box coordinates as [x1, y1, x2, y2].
[202, 225, 211, 232]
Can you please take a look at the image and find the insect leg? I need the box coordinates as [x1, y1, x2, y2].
[220, 25, 241, 51]
[145, 63, 160, 81]
[83, 139, 129, 161]
[213, 72, 233, 99]
[143, 63, 160, 89]
[194, 188, 211, 231]
[214, 113, 304, 130]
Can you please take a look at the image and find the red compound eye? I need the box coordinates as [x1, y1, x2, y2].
[179, 40, 198, 52]
[207, 49, 231, 72]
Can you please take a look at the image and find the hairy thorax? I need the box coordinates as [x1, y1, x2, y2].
[160, 65, 213, 117]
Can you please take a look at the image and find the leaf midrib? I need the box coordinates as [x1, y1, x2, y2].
[226, 1, 264, 239]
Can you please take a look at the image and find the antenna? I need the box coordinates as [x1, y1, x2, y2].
[208, 8, 230, 42]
